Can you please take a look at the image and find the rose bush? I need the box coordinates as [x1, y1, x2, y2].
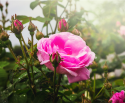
[109, 90, 125, 103]
[37, 32, 95, 83]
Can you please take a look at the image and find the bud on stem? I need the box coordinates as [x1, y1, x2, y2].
[28, 19, 36, 36]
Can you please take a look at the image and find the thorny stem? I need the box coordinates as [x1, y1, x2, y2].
[21, 35, 30, 57]
[19, 38, 36, 95]
[31, 35, 35, 83]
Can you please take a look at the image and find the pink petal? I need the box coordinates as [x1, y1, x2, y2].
[66, 67, 90, 83]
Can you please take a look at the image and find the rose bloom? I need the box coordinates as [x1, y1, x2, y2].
[118, 26, 125, 36]
[109, 90, 125, 103]
[37, 32, 95, 83]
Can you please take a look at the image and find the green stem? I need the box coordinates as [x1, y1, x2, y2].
[19, 39, 29, 66]
[21, 35, 30, 57]
[46, 24, 48, 37]
[19, 38, 36, 95]
[54, 74, 62, 103]
[53, 67, 57, 94]
[31, 35, 34, 83]
[92, 86, 105, 103]
[60, 1, 69, 17]
[93, 73, 96, 97]
[49, 23, 53, 33]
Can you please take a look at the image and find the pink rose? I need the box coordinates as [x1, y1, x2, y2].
[37, 32, 95, 83]
[118, 26, 125, 36]
[109, 90, 125, 103]
[58, 19, 68, 32]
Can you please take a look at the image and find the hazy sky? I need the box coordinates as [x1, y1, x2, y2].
[0, 0, 107, 47]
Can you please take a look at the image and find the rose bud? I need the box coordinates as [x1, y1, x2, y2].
[28, 19, 36, 36]
[36, 29, 44, 40]
[5, 8, 8, 14]
[50, 52, 62, 68]
[58, 19, 68, 32]
[0, 31, 9, 41]
[11, 19, 23, 35]
[71, 28, 81, 36]
[2, 13, 5, 20]
[5, 1, 9, 7]
[0, 3, 3, 11]
[28, 38, 32, 46]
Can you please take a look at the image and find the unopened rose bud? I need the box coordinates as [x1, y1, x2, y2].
[0, 3, 3, 11]
[0, 31, 9, 41]
[58, 19, 68, 32]
[2, 13, 5, 20]
[104, 82, 112, 89]
[11, 16, 23, 39]
[0, 25, 3, 33]
[71, 28, 81, 36]
[36, 29, 44, 40]
[103, 63, 108, 70]
[89, 61, 98, 68]
[28, 38, 32, 46]
[28, 19, 36, 36]
[5, 8, 8, 14]
[50, 52, 62, 68]
[5, 1, 9, 7]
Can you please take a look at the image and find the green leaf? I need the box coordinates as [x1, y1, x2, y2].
[58, 3, 64, 8]
[104, 88, 110, 97]
[5, 26, 11, 30]
[33, 16, 51, 22]
[0, 61, 9, 68]
[62, 90, 85, 102]
[30, 0, 40, 10]
[0, 67, 8, 87]
[16, 15, 29, 20]
[4, 62, 19, 71]
[114, 79, 124, 86]
[114, 86, 125, 91]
